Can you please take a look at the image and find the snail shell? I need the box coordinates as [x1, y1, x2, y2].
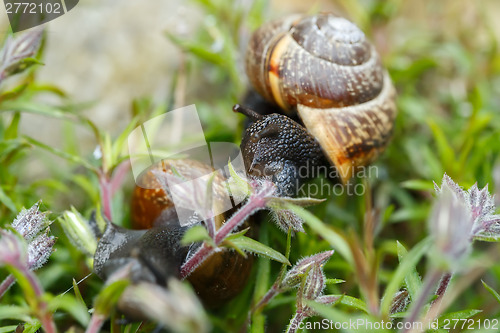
[245, 13, 397, 181]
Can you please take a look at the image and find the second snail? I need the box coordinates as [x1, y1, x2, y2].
[93, 12, 396, 311]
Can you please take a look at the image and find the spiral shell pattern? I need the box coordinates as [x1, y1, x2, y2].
[245, 13, 397, 181]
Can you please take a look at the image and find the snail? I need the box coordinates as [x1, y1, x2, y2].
[93, 12, 397, 310]
[94, 159, 253, 308]
[236, 13, 397, 196]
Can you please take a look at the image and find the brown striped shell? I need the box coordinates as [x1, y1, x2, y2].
[245, 13, 397, 181]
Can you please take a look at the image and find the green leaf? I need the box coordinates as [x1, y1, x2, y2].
[381, 237, 432, 316]
[111, 115, 139, 165]
[473, 233, 500, 242]
[0, 100, 69, 119]
[267, 196, 325, 209]
[47, 294, 90, 327]
[226, 235, 290, 265]
[224, 227, 249, 240]
[397, 241, 422, 302]
[336, 295, 369, 313]
[304, 301, 388, 333]
[427, 119, 456, 172]
[482, 280, 500, 304]
[23, 135, 97, 173]
[437, 309, 482, 323]
[22, 320, 41, 333]
[227, 158, 251, 198]
[181, 225, 211, 245]
[251, 222, 270, 333]
[5, 111, 20, 139]
[400, 179, 435, 191]
[73, 278, 86, 306]
[0, 326, 19, 333]
[0, 139, 30, 162]
[59, 207, 97, 256]
[0, 186, 17, 212]
[166, 33, 226, 66]
[325, 279, 345, 285]
[94, 279, 130, 315]
[0, 305, 31, 321]
[286, 204, 353, 265]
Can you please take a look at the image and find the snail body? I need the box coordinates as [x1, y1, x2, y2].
[241, 13, 397, 188]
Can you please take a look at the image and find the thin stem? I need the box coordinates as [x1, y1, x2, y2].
[214, 195, 267, 245]
[110, 161, 131, 196]
[285, 311, 306, 333]
[99, 172, 113, 221]
[252, 228, 292, 314]
[13, 265, 56, 333]
[180, 182, 273, 279]
[0, 274, 16, 299]
[401, 268, 442, 333]
[85, 313, 106, 333]
[431, 272, 452, 306]
[179, 243, 213, 279]
[252, 284, 280, 314]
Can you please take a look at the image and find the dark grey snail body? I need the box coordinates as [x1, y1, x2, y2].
[240, 13, 397, 188]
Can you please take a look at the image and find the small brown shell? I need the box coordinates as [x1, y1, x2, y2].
[245, 13, 397, 181]
[131, 159, 226, 229]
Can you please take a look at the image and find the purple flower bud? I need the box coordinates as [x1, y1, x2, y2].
[0, 230, 28, 268]
[428, 185, 472, 269]
[0, 28, 43, 83]
[300, 264, 325, 301]
[315, 295, 341, 305]
[281, 251, 334, 290]
[271, 209, 305, 233]
[390, 289, 410, 315]
[27, 230, 56, 271]
[11, 201, 49, 242]
[433, 174, 500, 244]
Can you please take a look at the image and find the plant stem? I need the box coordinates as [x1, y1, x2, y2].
[179, 242, 213, 279]
[85, 313, 106, 333]
[252, 284, 279, 314]
[214, 195, 267, 245]
[252, 228, 292, 314]
[99, 172, 113, 221]
[180, 183, 273, 279]
[285, 311, 306, 333]
[401, 268, 442, 333]
[431, 272, 452, 306]
[110, 161, 130, 196]
[0, 274, 16, 299]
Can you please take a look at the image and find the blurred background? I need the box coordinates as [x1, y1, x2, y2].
[3, 0, 500, 157]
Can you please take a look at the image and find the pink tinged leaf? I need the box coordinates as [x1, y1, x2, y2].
[0, 28, 43, 79]
[428, 186, 473, 267]
[271, 209, 305, 233]
[0, 231, 28, 269]
[390, 289, 410, 315]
